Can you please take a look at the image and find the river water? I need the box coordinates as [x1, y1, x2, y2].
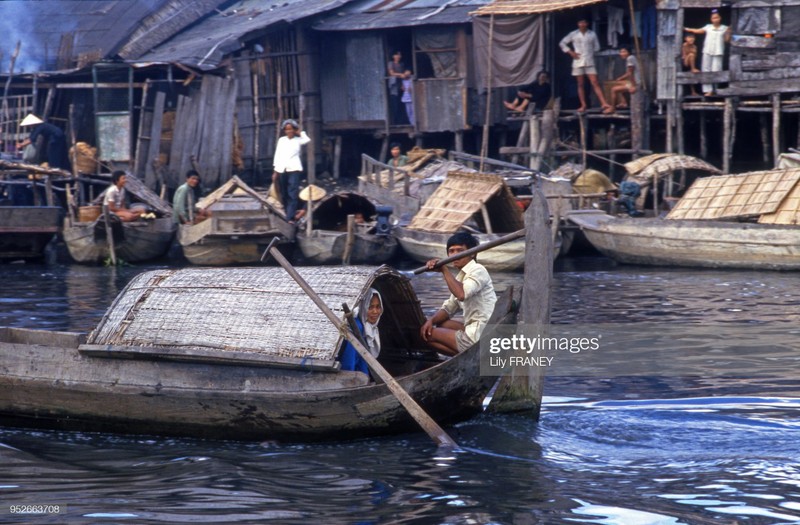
[1, 255, 799, 524]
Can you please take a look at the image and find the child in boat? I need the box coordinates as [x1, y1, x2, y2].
[420, 232, 496, 356]
[339, 288, 383, 375]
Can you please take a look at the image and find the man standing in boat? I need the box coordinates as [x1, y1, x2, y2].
[420, 232, 497, 356]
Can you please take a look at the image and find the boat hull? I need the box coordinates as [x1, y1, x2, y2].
[569, 210, 800, 270]
[63, 217, 175, 264]
[0, 207, 61, 260]
[0, 322, 503, 441]
[395, 227, 526, 272]
[297, 230, 398, 265]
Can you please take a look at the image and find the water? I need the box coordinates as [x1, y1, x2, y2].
[1, 257, 800, 524]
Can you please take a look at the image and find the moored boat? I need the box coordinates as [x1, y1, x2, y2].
[178, 176, 294, 265]
[396, 171, 527, 272]
[0, 265, 518, 441]
[0, 206, 61, 261]
[568, 209, 800, 270]
[296, 191, 397, 265]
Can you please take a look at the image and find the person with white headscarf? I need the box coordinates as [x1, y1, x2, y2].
[339, 288, 383, 376]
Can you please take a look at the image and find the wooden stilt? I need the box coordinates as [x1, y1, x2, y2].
[333, 135, 342, 180]
[772, 93, 781, 169]
[666, 100, 674, 153]
[630, 90, 645, 157]
[759, 114, 770, 164]
[700, 110, 707, 160]
[529, 114, 540, 170]
[676, 97, 685, 155]
[454, 130, 463, 153]
[723, 97, 733, 174]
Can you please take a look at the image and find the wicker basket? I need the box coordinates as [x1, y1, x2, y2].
[78, 205, 101, 223]
[70, 142, 98, 174]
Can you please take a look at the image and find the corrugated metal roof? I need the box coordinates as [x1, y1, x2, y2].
[472, 0, 606, 16]
[135, 0, 354, 70]
[0, 0, 172, 73]
[314, 0, 489, 31]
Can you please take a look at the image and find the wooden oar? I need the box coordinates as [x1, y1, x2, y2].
[412, 228, 525, 275]
[262, 240, 458, 447]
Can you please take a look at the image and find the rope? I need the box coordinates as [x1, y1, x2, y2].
[556, 140, 629, 168]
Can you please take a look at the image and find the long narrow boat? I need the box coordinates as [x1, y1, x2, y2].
[296, 191, 397, 265]
[0, 206, 61, 260]
[0, 266, 518, 441]
[568, 209, 800, 270]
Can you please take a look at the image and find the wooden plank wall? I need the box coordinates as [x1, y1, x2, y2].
[166, 75, 237, 190]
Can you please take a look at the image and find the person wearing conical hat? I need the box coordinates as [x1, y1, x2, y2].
[16, 114, 69, 170]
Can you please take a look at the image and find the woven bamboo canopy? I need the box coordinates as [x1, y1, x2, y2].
[196, 175, 276, 212]
[472, 0, 606, 16]
[667, 169, 800, 223]
[87, 266, 424, 367]
[408, 171, 524, 234]
[625, 154, 721, 187]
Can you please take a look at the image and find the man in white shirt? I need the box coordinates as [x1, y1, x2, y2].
[559, 18, 612, 114]
[104, 171, 144, 222]
[420, 232, 497, 356]
[685, 10, 731, 96]
[272, 119, 311, 223]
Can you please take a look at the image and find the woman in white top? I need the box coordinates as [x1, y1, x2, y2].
[272, 119, 311, 223]
[685, 10, 731, 96]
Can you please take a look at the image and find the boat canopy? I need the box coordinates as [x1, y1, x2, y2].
[86, 265, 425, 369]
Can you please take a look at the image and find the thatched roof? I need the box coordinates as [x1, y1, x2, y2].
[87, 266, 424, 368]
[472, 0, 606, 16]
[667, 169, 800, 221]
[625, 154, 721, 187]
[408, 171, 524, 233]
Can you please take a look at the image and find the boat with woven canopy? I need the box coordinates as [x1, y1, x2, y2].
[395, 171, 527, 272]
[0, 265, 517, 441]
[568, 169, 800, 270]
[296, 191, 398, 265]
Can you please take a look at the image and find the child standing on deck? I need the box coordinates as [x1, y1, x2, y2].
[401, 71, 414, 125]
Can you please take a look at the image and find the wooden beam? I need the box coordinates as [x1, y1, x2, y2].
[772, 93, 782, 168]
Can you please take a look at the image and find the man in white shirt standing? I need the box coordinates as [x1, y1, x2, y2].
[272, 119, 311, 224]
[420, 232, 497, 357]
[560, 18, 613, 114]
[685, 10, 731, 96]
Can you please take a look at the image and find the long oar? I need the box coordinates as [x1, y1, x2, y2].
[412, 229, 525, 275]
[262, 240, 457, 447]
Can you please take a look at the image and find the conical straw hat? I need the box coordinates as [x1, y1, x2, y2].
[299, 184, 327, 202]
[20, 114, 43, 127]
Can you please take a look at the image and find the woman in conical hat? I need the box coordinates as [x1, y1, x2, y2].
[16, 114, 69, 170]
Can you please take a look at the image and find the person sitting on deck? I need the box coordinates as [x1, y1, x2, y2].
[608, 48, 641, 113]
[173, 170, 211, 225]
[420, 232, 497, 357]
[105, 171, 145, 222]
[339, 288, 383, 376]
[503, 71, 552, 114]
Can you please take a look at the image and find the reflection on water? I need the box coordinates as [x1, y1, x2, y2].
[1, 257, 799, 523]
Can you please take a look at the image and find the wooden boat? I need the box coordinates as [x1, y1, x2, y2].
[396, 171, 528, 272]
[0, 265, 518, 441]
[0, 206, 61, 260]
[63, 174, 175, 264]
[296, 191, 398, 265]
[178, 176, 294, 265]
[568, 209, 800, 270]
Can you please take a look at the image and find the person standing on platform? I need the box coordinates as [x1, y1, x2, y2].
[559, 18, 613, 114]
[272, 119, 311, 224]
[16, 114, 69, 170]
[685, 10, 731, 96]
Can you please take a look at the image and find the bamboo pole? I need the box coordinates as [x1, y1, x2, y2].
[342, 214, 355, 265]
[262, 239, 458, 447]
[102, 204, 117, 266]
[412, 229, 525, 274]
[479, 15, 495, 173]
[772, 93, 781, 168]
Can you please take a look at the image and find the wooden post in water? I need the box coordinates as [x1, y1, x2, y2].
[723, 97, 734, 174]
[487, 189, 551, 416]
[772, 93, 781, 168]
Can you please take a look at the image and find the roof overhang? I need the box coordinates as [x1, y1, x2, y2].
[471, 0, 607, 16]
